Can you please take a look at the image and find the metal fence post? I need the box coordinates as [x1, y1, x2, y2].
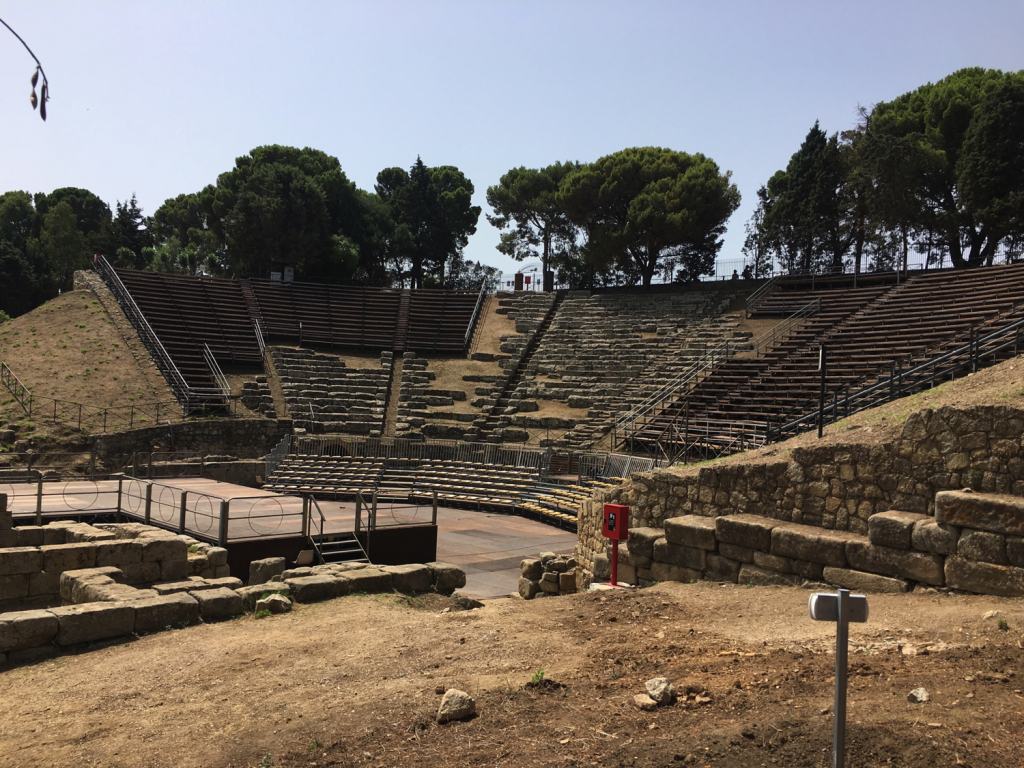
[116, 476, 124, 522]
[432, 490, 438, 525]
[178, 490, 188, 535]
[218, 500, 229, 547]
[301, 496, 310, 538]
[371, 490, 378, 530]
[35, 476, 43, 525]
[354, 494, 362, 534]
[144, 482, 152, 525]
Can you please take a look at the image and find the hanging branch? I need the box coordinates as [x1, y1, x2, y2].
[0, 16, 50, 120]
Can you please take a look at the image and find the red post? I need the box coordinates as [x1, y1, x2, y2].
[602, 503, 629, 587]
[610, 539, 619, 587]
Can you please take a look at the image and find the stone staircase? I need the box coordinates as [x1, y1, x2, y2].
[269, 347, 392, 435]
[239, 376, 276, 418]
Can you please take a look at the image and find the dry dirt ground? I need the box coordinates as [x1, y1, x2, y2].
[2, 582, 1023, 768]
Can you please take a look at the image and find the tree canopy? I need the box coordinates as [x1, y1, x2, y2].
[557, 147, 740, 286]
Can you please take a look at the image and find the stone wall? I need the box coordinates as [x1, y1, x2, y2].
[574, 405, 1024, 595]
[92, 418, 293, 465]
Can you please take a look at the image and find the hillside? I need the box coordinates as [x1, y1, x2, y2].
[0, 289, 172, 444]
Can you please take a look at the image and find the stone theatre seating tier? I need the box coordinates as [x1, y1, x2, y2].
[632, 263, 1024, 452]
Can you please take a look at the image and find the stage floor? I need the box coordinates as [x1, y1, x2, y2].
[2, 477, 577, 599]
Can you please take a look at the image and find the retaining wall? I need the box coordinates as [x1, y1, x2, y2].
[574, 405, 1024, 597]
[92, 419, 293, 465]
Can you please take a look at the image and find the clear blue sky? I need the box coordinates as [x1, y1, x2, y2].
[2, 1, 1023, 277]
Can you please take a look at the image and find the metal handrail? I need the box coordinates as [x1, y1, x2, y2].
[202, 344, 231, 402]
[253, 319, 266, 358]
[745, 274, 781, 317]
[464, 281, 487, 350]
[753, 298, 821, 357]
[0, 361, 34, 414]
[771, 311, 1024, 441]
[94, 256, 192, 407]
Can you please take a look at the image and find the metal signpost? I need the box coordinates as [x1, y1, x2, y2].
[809, 588, 869, 768]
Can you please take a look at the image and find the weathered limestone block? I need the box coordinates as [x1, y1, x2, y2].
[753, 551, 793, 573]
[235, 584, 291, 611]
[911, 519, 959, 555]
[869, 511, 930, 550]
[0, 609, 59, 653]
[256, 594, 292, 614]
[193, 588, 244, 621]
[207, 548, 229, 567]
[386, 564, 432, 593]
[653, 538, 706, 570]
[0, 574, 29, 600]
[664, 516, 717, 550]
[249, 557, 287, 586]
[718, 542, 754, 563]
[41, 543, 95, 573]
[342, 567, 393, 593]
[520, 558, 543, 580]
[51, 602, 135, 645]
[739, 564, 802, 587]
[436, 688, 476, 723]
[518, 577, 540, 599]
[628, 528, 663, 562]
[1008, 537, 1024, 568]
[822, 566, 910, 594]
[771, 526, 860, 567]
[716, 514, 779, 551]
[121, 561, 161, 585]
[160, 559, 189, 582]
[945, 557, 1024, 597]
[559, 572, 577, 593]
[94, 540, 143, 567]
[538, 573, 560, 593]
[425, 562, 467, 595]
[14, 526, 45, 548]
[0, 547, 44, 576]
[650, 561, 700, 583]
[286, 575, 348, 603]
[132, 593, 200, 633]
[935, 490, 1024, 536]
[704, 554, 740, 583]
[845, 541, 944, 585]
[140, 537, 188, 563]
[28, 570, 61, 597]
[593, 553, 610, 580]
[958, 530, 1009, 565]
[60, 567, 124, 602]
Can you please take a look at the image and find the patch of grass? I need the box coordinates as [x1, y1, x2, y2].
[531, 669, 545, 685]
[997, 618, 1009, 631]
[308, 740, 320, 752]
[255, 608, 272, 619]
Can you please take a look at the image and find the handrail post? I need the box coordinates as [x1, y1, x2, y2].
[432, 490, 438, 525]
[301, 496, 310, 538]
[144, 482, 152, 524]
[218, 500, 229, 546]
[354, 494, 362, 534]
[116, 475, 123, 521]
[178, 490, 188, 534]
[35, 476, 43, 525]
[371, 490, 378, 530]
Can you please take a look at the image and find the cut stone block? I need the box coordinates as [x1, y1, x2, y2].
[794, 559, 825, 581]
[40, 543, 95, 573]
[28, 570, 61, 597]
[945, 557, 1024, 597]
[520, 558, 542, 580]
[0, 609, 59, 653]
[559, 572, 577, 593]
[256, 594, 291, 614]
[518, 577, 539, 599]
[958, 530, 1008, 565]
[160, 559, 189, 581]
[94, 540, 143, 567]
[772, 525, 861, 567]
[823, 566, 910, 593]
[627, 528, 663, 561]
[121, 561, 161, 585]
[14, 526, 45, 548]
[207, 547, 229, 567]
[845, 541, 944, 585]
[1008, 537, 1024, 568]
[0, 547, 43, 576]
[249, 557, 286, 585]
[869, 511, 930, 550]
[140, 537, 188, 563]
[386, 564, 432, 594]
[935, 491, 1024, 536]
[653, 538, 706, 570]
[60, 567, 124, 602]
[664, 516, 717, 550]
[132, 592, 202, 633]
[236, 584, 291, 611]
[716, 514, 780, 551]
[718, 542, 754, 563]
[739, 565, 802, 587]
[753, 551, 793, 573]
[911, 519, 959, 555]
[342, 567, 393, 594]
[51, 602, 135, 645]
[193, 587, 244, 621]
[650, 561, 700, 583]
[286, 574, 348, 603]
[0, 574, 30, 600]
[425, 562, 467, 595]
[704, 554, 740, 583]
